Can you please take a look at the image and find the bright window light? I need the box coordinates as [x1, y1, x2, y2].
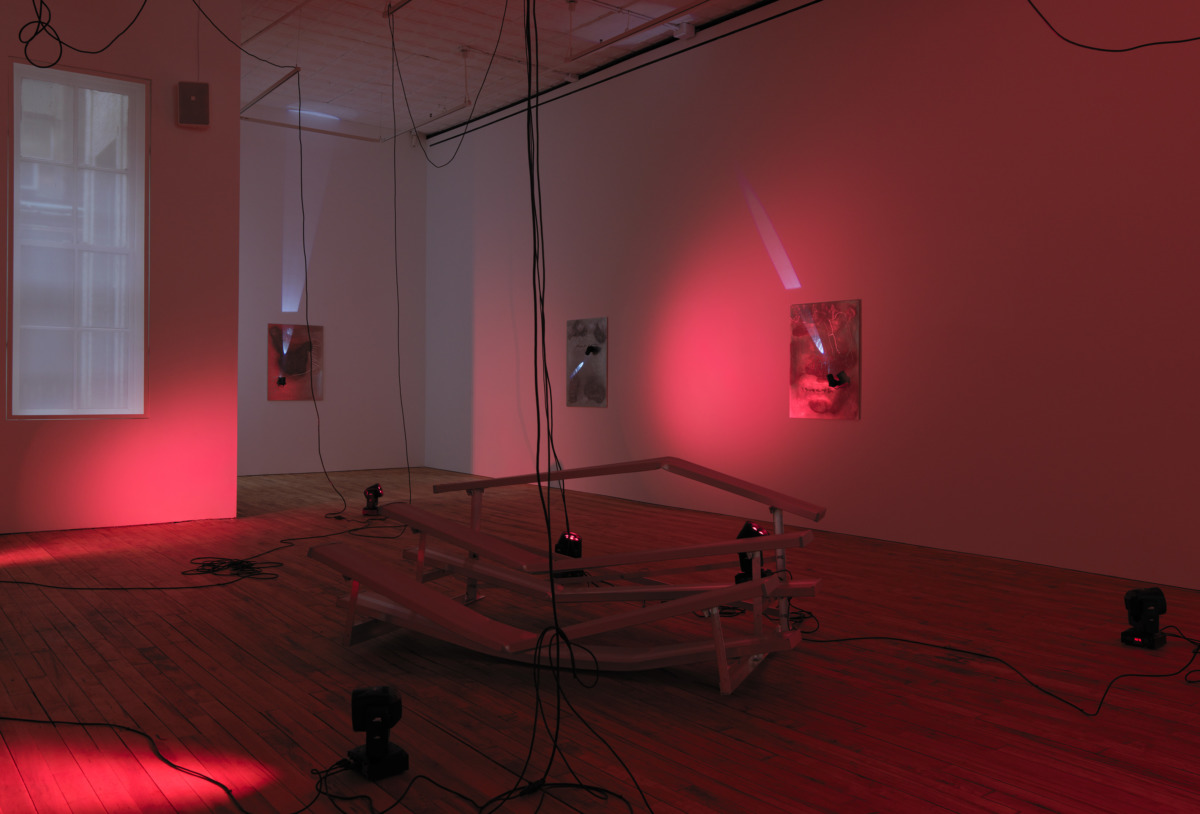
[11, 65, 147, 416]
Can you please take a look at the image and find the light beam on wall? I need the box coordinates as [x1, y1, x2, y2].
[281, 139, 331, 312]
[794, 302, 826, 355]
[739, 174, 802, 290]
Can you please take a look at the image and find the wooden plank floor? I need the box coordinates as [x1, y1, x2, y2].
[3, 466, 1200, 812]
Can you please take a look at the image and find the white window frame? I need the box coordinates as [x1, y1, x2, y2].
[9, 63, 148, 417]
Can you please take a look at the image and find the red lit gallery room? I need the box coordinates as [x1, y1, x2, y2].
[4, 1, 1200, 812]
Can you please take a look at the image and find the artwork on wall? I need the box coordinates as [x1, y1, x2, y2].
[566, 317, 608, 407]
[268, 323, 324, 401]
[789, 300, 860, 419]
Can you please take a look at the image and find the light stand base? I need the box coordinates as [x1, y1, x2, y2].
[1121, 628, 1166, 649]
[347, 743, 409, 781]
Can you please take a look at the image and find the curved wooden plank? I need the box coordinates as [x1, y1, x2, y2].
[524, 574, 789, 651]
[309, 542, 526, 653]
[346, 591, 803, 673]
[309, 542, 804, 690]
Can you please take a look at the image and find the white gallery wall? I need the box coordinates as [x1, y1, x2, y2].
[422, 1, 1200, 588]
[238, 120, 426, 477]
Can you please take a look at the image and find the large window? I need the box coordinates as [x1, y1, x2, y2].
[10, 64, 146, 416]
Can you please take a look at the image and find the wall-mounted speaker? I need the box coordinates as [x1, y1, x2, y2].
[177, 82, 210, 128]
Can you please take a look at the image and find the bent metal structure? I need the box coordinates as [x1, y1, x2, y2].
[309, 457, 826, 694]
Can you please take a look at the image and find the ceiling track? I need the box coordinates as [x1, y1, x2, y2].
[568, 0, 712, 63]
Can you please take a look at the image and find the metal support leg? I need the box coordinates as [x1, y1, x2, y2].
[708, 604, 767, 696]
[771, 506, 790, 631]
[469, 489, 484, 530]
[462, 552, 481, 604]
[751, 551, 764, 637]
[463, 489, 484, 603]
[707, 607, 733, 695]
[413, 531, 427, 578]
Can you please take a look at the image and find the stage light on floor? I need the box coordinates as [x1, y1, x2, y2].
[363, 483, 382, 516]
[735, 521, 772, 583]
[554, 531, 582, 558]
[553, 531, 585, 578]
[1121, 587, 1167, 649]
[347, 686, 408, 780]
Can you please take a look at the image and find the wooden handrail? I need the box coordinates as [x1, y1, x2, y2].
[433, 456, 826, 522]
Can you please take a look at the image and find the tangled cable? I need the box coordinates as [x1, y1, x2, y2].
[183, 556, 283, 580]
[20, 0, 150, 68]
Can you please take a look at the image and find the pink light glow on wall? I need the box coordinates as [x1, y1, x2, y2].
[639, 226, 786, 460]
[7, 388, 237, 533]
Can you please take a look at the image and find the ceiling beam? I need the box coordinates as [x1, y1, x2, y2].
[243, 0, 319, 46]
[240, 67, 302, 114]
